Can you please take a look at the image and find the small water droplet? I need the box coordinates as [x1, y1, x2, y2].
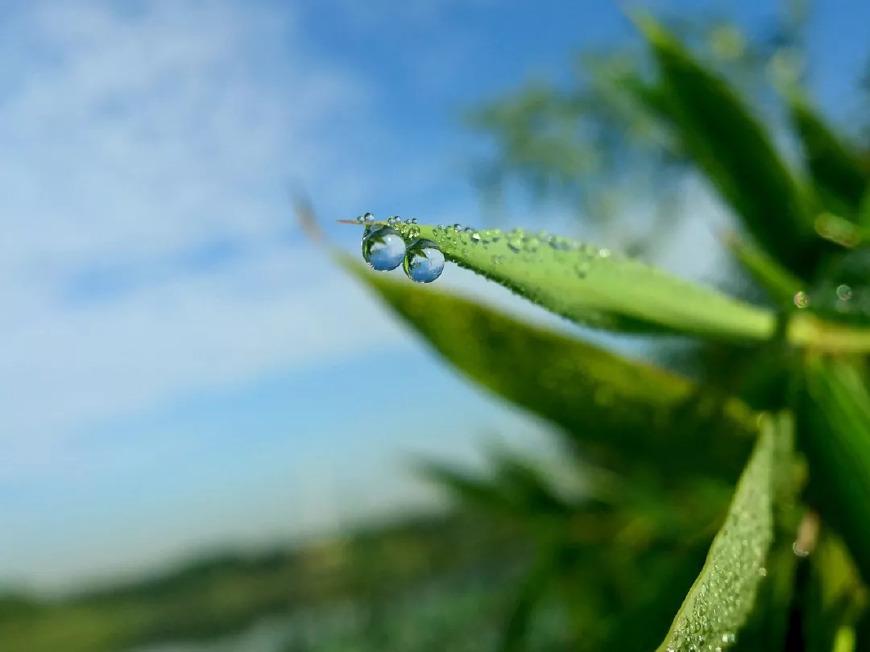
[403, 239, 445, 283]
[792, 541, 811, 558]
[362, 226, 406, 271]
[836, 284, 853, 301]
[757, 566, 767, 577]
[793, 291, 810, 309]
[470, 231, 482, 244]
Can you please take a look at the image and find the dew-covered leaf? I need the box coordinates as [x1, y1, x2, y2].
[636, 17, 817, 274]
[359, 222, 776, 342]
[797, 356, 870, 582]
[342, 256, 757, 479]
[656, 413, 793, 652]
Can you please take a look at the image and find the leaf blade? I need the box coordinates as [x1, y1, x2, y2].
[341, 255, 756, 479]
[790, 96, 869, 216]
[636, 17, 816, 273]
[656, 413, 792, 652]
[379, 223, 776, 342]
[798, 357, 870, 582]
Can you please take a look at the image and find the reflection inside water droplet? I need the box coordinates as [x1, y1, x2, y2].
[403, 239, 445, 283]
[362, 226, 406, 271]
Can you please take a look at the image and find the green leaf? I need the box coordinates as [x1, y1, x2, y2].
[790, 96, 869, 217]
[798, 357, 870, 582]
[803, 533, 867, 652]
[723, 233, 802, 306]
[636, 17, 816, 273]
[342, 255, 757, 479]
[375, 222, 776, 341]
[656, 413, 793, 652]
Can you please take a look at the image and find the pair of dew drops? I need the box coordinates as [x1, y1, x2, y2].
[361, 219, 445, 283]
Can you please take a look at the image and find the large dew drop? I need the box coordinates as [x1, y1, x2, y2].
[403, 239, 445, 283]
[362, 226, 406, 271]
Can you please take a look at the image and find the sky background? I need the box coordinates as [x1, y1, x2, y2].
[1, 0, 868, 592]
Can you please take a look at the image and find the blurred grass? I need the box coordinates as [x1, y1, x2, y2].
[0, 512, 564, 652]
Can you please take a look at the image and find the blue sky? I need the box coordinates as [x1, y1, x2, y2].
[1, 0, 868, 591]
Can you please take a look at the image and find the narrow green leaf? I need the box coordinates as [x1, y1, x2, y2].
[724, 233, 802, 306]
[656, 413, 792, 652]
[342, 255, 757, 479]
[636, 17, 816, 273]
[803, 533, 867, 652]
[790, 96, 869, 216]
[798, 357, 870, 582]
[373, 222, 776, 341]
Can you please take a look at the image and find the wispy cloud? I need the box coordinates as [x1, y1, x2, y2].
[0, 0, 407, 460]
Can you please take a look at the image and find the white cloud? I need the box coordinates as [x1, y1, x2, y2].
[0, 1, 408, 462]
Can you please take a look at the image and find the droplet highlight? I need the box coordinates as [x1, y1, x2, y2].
[403, 239, 445, 283]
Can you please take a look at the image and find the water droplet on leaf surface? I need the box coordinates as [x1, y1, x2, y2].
[362, 226, 406, 271]
[403, 239, 445, 283]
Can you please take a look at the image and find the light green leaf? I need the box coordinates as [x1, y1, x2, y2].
[656, 413, 792, 652]
[798, 357, 870, 582]
[373, 222, 776, 341]
[635, 17, 817, 274]
[342, 255, 757, 479]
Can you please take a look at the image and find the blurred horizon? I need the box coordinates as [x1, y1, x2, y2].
[2, 0, 870, 596]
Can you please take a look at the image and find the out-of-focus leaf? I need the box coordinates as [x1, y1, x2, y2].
[656, 413, 792, 652]
[803, 533, 867, 652]
[724, 232, 802, 306]
[342, 256, 757, 479]
[372, 222, 776, 341]
[420, 451, 577, 522]
[798, 356, 870, 582]
[499, 548, 557, 652]
[636, 17, 817, 273]
[790, 96, 869, 216]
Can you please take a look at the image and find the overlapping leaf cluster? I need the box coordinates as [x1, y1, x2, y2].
[343, 15, 870, 652]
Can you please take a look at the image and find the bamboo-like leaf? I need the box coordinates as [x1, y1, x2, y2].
[798, 357, 870, 582]
[790, 96, 869, 216]
[636, 17, 816, 273]
[656, 413, 792, 652]
[342, 255, 756, 478]
[362, 222, 776, 341]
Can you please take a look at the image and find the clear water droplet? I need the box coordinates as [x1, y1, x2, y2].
[362, 226, 406, 271]
[836, 284, 853, 301]
[403, 239, 445, 283]
[793, 291, 810, 309]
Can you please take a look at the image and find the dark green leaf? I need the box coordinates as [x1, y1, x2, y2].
[637, 17, 817, 273]
[790, 96, 869, 217]
[803, 533, 867, 652]
[797, 357, 870, 582]
[724, 233, 802, 306]
[342, 256, 757, 479]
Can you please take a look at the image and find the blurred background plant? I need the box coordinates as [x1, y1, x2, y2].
[2, 1, 869, 651]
